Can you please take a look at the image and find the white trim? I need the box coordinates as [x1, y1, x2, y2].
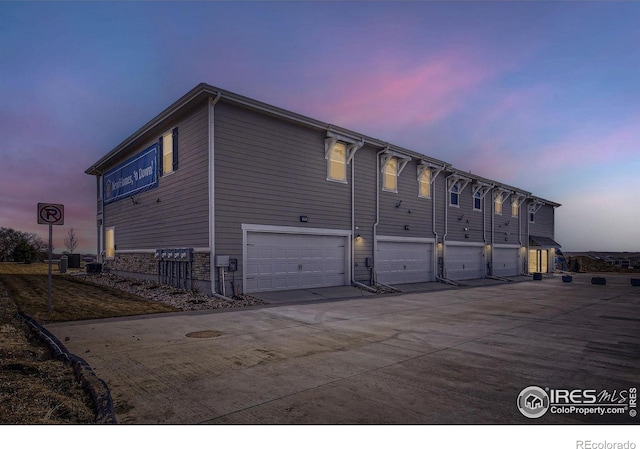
[445, 241, 485, 247]
[325, 140, 348, 184]
[449, 182, 461, 207]
[242, 223, 351, 236]
[473, 189, 483, 211]
[493, 243, 521, 249]
[381, 155, 399, 193]
[417, 165, 431, 199]
[377, 235, 435, 244]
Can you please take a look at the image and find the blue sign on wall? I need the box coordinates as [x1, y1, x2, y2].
[104, 144, 158, 204]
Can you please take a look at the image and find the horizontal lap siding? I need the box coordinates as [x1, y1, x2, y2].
[104, 103, 210, 249]
[214, 102, 351, 291]
[434, 174, 447, 238]
[445, 179, 484, 243]
[491, 193, 524, 246]
[353, 147, 377, 282]
[529, 203, 555, 239]
[378, 159, 434, 237]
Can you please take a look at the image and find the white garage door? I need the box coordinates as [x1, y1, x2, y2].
[445, 244, 484, 280]
[493, 247, 520, 277]
[376, 240, 433, 285]
[245, 232, 348, 293]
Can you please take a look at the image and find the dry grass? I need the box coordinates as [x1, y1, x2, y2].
[0, 262, 177, 323]
[0, 283, 95, 423]
[0, 262, 180, 424]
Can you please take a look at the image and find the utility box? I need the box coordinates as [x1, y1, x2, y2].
[59, 256, 68, 273]
[67, 253, 81, 269]
[215, 255, 230, 267]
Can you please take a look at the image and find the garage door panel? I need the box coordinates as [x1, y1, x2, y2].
[376, 240, 433, 285]
[246, 232, 348, 293]
[446, 245, 484, 280]
[493, 248, 519, 277]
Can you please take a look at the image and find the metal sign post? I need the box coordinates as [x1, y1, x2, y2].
[37, 203, 64, 313]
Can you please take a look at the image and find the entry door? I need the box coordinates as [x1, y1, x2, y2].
[376, 240, 433, 285]
[245, 232, 348, 293]
[528, 249, 548, 273]
[445, 245, 484, 280]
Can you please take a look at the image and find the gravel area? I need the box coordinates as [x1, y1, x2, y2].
[70, 272, 269, 311]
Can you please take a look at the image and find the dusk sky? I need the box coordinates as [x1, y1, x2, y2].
[2, 1, 639, 254]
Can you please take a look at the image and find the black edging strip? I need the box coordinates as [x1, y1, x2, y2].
[15, 311, 117, 424]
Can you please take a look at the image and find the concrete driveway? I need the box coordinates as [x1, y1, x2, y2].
[46, 274, 640, 424]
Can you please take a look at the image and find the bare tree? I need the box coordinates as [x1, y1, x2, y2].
[64, 228, 79, 254]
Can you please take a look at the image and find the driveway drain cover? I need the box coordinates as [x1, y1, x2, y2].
[186, 330, 223, 338]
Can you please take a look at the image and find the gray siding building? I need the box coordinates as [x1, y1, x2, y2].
[86, 83, 562, 296]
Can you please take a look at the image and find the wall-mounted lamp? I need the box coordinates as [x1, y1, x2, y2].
[395, 200, 403, 208]
[404, 225, 410, 231]
[156, 198, 161, 203]
[407, 209, 412, 214]
[355, 234, 362, 242]
[130, 196, 138, 205]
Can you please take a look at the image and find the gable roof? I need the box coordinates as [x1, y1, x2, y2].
[85, 83, 559, 209]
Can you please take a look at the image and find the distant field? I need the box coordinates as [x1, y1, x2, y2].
[0, 262, 178, 323]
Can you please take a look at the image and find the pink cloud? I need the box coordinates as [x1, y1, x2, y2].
[284, 49, 504, 135]
[521, 118, 640, 178]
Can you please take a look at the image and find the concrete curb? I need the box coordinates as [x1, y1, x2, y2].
[16, 311, 117, 424]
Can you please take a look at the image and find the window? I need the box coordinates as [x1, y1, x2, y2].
[474, 190, 482, 211]
[495, 195, 503, 215]
[159, 127, 178, 176]
[327, 142, 347, 182]
[450, 182, 459, 206]
[418, 168, 431, 198]
[383, 157, 398, 192]
[529, 211, 535, 223]
[512, 199, 519, 218]
[105, 227, 115, 259]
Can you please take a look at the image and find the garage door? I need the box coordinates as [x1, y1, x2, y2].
[493, 247, 520, 277]
[376, 240, 433, 285]
[245, 232, 348, 293]
[445, 244, 484, 280]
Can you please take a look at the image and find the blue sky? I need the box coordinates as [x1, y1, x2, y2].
[2, 1, 639, 253]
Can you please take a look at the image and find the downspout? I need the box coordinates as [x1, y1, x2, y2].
[442, 174, 452, 279]
[372, 148, 387, 284]
[209, 92, 222, 295]
[491, 188, 495, 277]
[350, 138, 364, 284]
[483, 192, 487, 277]
[96, 171, 105, 263]
[432, 173, 438, 281]
[518, 199, 523, 275]
[526, 200, 531, 274]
